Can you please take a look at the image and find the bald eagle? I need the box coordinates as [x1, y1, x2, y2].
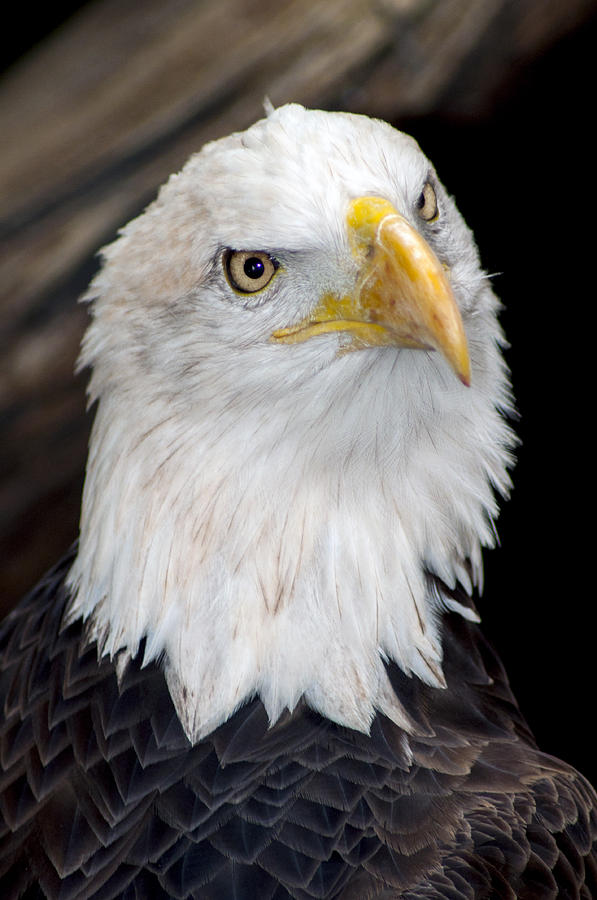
[1, 105, 595, 898]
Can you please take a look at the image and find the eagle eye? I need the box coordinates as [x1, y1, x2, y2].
[415, 181, 439, 222]
[224, 250, 279, 294]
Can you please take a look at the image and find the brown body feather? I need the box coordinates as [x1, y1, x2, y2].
[1, 549, 595, 898]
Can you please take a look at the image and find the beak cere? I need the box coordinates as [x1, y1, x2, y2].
[272, 195, 471, 386]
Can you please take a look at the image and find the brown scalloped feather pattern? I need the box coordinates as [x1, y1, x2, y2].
[1, 550, 596, 898]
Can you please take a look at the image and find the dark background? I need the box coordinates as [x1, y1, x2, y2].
[446, 40, 591, 785]
[2, 3, 596, 788]
[401, 25, 597, 786]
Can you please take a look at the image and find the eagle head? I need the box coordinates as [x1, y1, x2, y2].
[66, 105, 515, 743]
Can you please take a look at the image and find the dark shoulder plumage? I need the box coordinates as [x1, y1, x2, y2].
[1, 558, 596, 899]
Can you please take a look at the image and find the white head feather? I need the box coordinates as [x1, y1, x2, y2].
[66, 104, 515, 743]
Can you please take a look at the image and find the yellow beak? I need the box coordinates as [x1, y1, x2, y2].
[271, 196, 471, 386]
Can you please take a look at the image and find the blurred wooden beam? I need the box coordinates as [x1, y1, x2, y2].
[1, 0, 595, 612]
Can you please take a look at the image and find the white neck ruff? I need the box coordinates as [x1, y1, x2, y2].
[66, 339, 512, 744]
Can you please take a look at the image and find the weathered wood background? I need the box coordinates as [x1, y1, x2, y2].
[2, 0, 597, 780]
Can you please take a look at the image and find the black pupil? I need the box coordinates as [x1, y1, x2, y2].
[244, 257, 265, 279]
